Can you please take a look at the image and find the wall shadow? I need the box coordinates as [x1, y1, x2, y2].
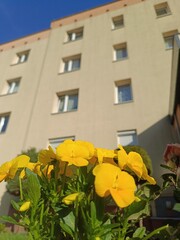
[138, 115, 177, 184]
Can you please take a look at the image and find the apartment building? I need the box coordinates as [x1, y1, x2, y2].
[0, 0, 180, 216]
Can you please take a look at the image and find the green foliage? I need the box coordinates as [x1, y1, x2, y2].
[123, 146, 153, 174]
[0, 142, 172, 239]
[20, 148, 39, 163]
[6, 148, 39, 196]
[0, 232, 29, 240]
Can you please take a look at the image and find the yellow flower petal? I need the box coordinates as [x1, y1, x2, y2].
[93, 163, 136, 208]
[142, 164, 156, 185]
[118, 146, 156, 184]
[8, 155, 30, 179]
[95, 148, 116, 164]
[117, 145, 129, 169]
[127, 152, 144, 178]
[38, 146, 56, 165]
[57, 140, 93, 167]
[19, 201, 31, 211]
[0, 162, 12, 182]
[0, 155, 30, 181]
[62, 193, 79, 205]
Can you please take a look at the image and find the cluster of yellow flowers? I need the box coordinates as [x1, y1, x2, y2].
[0, 140, 156, 209]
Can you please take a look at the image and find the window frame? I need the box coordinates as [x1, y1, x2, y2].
[113, 43, 128, 61]
[1, 78, 21, 95]
[117, 130, 138, 146]
[163, 30, 178, 50]
[154, 2, 171, 17]
[0, 113, 10, 134]
[12, 50, 30, 65]
[7, 78, 20, 94]
[53, 89, 79, 114]
[112, 15, 124, 30]
[61, 54, 81, 73]
[66, 27, 83, 42]
[115, 79, 133, 104]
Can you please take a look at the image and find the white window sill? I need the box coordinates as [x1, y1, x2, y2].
[113, 57, 128, 63]
[51, 110, 78, 115]
[63, 38, 83, 44]
[114, 100, 133, 105]
[0, 92, 18, 97]
[58, 69, 80, 75]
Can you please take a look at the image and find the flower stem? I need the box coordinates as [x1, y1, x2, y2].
[143, 224, 169, 240]
[19, 176, 23, 200]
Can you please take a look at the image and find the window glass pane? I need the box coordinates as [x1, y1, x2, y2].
[67, 94, 78, 111]
[8, 81, 19, 94]
[113, 17, 124, 28]
[156, 7, 168, 16]
[64, 61, 69, 72]
[0, 116, 9, 133]
[72, 59, 80, 70]
[165, 36, 173, 49]
[75, 31, 83, 40]
[118, 85, 132, 102]
[116, 48, 127, 60]
[117, 130, 137, 146]
[58, 96, 65, 112]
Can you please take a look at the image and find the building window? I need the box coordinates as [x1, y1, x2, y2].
[1, 78, 21, 95]
[66, 27, 83, 42]
[49, 136, 75, 149]
[7, 78, 20, 94]
[112, 15, 124, 29]
[154, 2, 171, 17]
[163, 31, 178, 49]
[61, 55, 81, 73]
[164, 36, 174, 49]
[53, 90, 79, 113]
[0, 114, 10, 133]
[117, 130, 138, 146]
[115, 79, 133, 104]
[12, 50, 30, 65]
[114, 43, 128, 61]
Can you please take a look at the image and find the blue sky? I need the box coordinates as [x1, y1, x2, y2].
[0, 0, 112, 44]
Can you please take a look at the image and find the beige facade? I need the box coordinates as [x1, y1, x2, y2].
[0, 0, 180, 215]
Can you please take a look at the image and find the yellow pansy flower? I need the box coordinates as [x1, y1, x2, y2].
[19, 201, 31, 211]
[38, 145, 57, 165]
[95, 148, 117, 165]
[118, 146, 156, 184]
[93, 163, 136, 208]
[0, 155, 30, 182]
[0, 161, 13, 182]
[56, 140, 95, 167]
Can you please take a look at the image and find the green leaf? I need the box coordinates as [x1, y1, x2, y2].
[133, 227, 146, 238]
[11, 199, 20, 211]
[173, 203, 180, 212]
[160, 164, 174, 171]
[161, 173, 176, 182]
[60, 222, 74, 237]
[61, 211, 75, 232]
[91, 201, 98, 229]
[143, 184, 161, 200]
[0, 216, 21, 226]
[25, 169, 41, 205]
[125, 200, 150, 220]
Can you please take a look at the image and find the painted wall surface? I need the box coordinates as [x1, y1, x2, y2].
[0, 0, 180, 214]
